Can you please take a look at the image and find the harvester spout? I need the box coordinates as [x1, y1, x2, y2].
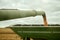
[0, 9, 48, 26]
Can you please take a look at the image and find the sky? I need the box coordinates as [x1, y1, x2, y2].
[0, 0, 60, 28]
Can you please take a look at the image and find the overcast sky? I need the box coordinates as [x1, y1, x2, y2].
[0, 0, 60, 28]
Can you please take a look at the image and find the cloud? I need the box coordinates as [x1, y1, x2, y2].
[0, 0, 60, 27]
